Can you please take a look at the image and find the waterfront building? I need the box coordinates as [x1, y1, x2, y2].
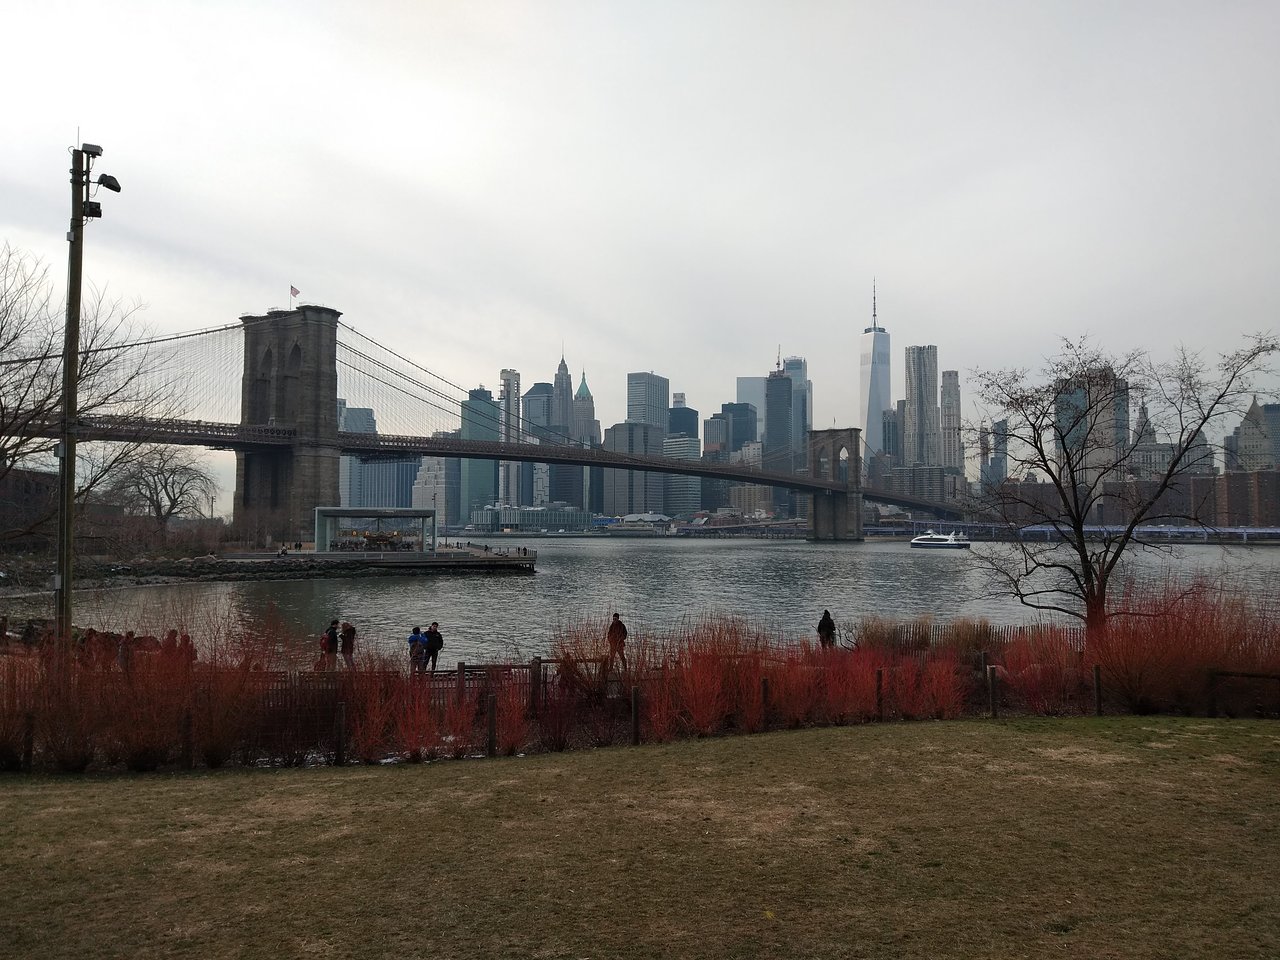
[728, 441, 770, 515]
[669, 392, 699, 440]
[602, 421, 664, 515]
[903, 345, 940, 467]
[627, 372, 670, 429]
[498, 368, 521, 506]
[467, 503, 592, 533]
[858, 285, 891, 460]
[460, 386, 499, 518]
[736, 376, 768, 443]
[662, 433, 702, 518]
[940, 370, 963, 474]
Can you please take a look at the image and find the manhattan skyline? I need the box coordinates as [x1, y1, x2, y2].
[4, 1, 1278, 443]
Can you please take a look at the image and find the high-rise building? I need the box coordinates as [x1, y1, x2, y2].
[858, 284, 891, 460]
[736, 376, 768, 443]
[602, 422, 665, 515]
[979, 418, 1008, 490]
[662, 434, 702, 518]
[520, 381, 554, 507]
[498, 368, 521, 506]
[460, 386, 499, 518]
[627, 372, 670, 429]
[522, 381, 554, 431]
[903, 345, 940, 466]
[573, 372, 603, 514]
[882, 405, 902, 467]
[1053, 367, 1130, 488]
[412, 428, 461, 526]
[336, 399, 376, 507]
[550, 358, 582, 507]
[668, 392, 699, 439]
[940, 369, 963, 475]
[719, 402, 758, 453]
[703, 415, 728, 456]
[765, 368, 794, 515]
[1226, 398, 1272, 470]
[782, 356, 812, 473]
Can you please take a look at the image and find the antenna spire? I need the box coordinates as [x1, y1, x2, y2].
[873, 277, 878, 329]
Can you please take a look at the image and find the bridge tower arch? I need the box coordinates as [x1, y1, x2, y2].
[233, 305, 342, 544]
[808, 427, 863, 541]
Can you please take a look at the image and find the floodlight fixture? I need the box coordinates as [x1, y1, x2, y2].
[97, 173, 121, 193]
[80, 143, 103, 158]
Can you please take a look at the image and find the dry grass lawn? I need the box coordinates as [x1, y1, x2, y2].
[2, 717, 1278, 959]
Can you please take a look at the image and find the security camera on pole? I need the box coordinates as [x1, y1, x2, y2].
[54, 142, 122, 639]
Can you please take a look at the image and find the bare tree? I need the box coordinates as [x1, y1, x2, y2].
[105, 444, 217, 529]
[0, 241, 173, 542]
[969, 335, 1278, 635]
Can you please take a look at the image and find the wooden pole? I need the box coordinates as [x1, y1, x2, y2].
[456, 661, 466, 705]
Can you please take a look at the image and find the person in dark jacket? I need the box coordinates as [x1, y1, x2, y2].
[339, 621, 357, 669]
[817, 610, 836, 648]
[423, 622, 444, 673]
[322, 619, 340, 670]
[606, 613, 628, 674]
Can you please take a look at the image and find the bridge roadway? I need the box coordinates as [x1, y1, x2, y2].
[34, 414, 965, 519]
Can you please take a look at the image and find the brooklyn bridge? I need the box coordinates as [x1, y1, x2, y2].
[26, 303, 965, 541]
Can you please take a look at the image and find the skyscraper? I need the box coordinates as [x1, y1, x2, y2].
[520, 381, 554, 508]
[460, 386, 499, 520]
[498, 368, 521, 506]
[940, 369, 963, 474]
[627, 372, 670, 429]
[668, 392, 699, 439]
[719, 402, 758, 453]
[765, 367, 794, 515]
[903, 345, 940, 466]
[782, 356, 812, 473]
[602, 422, 665, 515]
[550, 357, 582, 506]
[736, 376, 767, 442]
[858, 284, 891, 459]
[573, 372, 603, 514]
[662, 434, 702, 518]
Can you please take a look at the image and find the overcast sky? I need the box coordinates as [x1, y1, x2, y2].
[6, 0, 1279, 453]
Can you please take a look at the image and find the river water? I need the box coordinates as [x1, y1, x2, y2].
[33, 537, 1280, 663]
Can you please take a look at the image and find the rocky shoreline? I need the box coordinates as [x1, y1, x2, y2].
[0, 553, 534, 600]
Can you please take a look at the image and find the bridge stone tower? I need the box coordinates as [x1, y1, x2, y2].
[233, 305, 343, 545]
[808, 428, 863, 541]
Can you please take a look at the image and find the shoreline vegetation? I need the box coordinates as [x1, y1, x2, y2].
[2, 583, 1277, 775]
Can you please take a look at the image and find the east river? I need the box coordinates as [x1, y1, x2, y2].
[33, 537, 1280, 663]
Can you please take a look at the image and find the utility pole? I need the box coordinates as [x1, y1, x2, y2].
[54, 144, 120, 639]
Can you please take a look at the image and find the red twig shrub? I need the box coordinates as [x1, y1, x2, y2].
[999, 629, 1085, 715]
[35, 647, 103, 773]
[346, 657, 399, 763]
[395, 680, 441, 762]
[105, 652, 193, 772]
[443, 692, 478, 759]
[495, 676, 531, 756]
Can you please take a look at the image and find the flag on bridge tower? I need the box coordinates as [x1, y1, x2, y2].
[290, 285, 300, 298]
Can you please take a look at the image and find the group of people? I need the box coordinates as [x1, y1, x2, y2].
[407, 623, 445, 673]
[317, 620, 358, 670]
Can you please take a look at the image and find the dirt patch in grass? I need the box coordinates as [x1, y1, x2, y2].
[2, 717, 1279, 960]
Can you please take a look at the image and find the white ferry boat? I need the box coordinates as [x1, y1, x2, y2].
[909, 530, 971, 550]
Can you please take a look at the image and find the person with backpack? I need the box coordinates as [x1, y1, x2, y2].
[339, 621, 357, 669]
[407, 626, 427, 674]
[423, 622, 444, 673]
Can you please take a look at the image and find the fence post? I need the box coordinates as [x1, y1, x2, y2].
[456, 662, 466, 705]
[875, 668, 883, 722]
[1093, 664, 1103, 717]
[334, 701, 346, 766]
[987, 665, 999, 719]
[180, 711, 194, 770]
[979, 650, 988, 680]
[631, 685, 641, 746]
[21, 712, 35, 773]
[486, 694, 497, 757]
[529, 657, 541, 716]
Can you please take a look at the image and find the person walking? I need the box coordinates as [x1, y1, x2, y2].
[606, 612, 628, 675]
[339, 621, 357, 669]
[423, 621, 444, 673]
[407, 626, 426, 674]
[817, 610, 836, 648]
